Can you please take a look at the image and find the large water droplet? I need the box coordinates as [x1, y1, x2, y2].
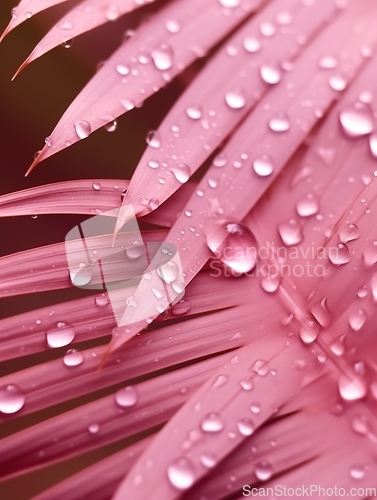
[269, 113, 290, 132]
[296, 194, 319, 217]
[0, 385, 26, 414]
[329, 243, 350, 265]
[252, 359, 269, 376]
[115, 386, 138, 407]
[167, 457, 196, 490]
[349, 309, 366, 332]
[225, 89, 246, 109]
[329, 75, 347, 91]
[151, 44, 174, 70]
[171, 163, 191, 183]
[299, 319, 320, 344]
[157, 261, 179, 284]
[201, 412, 224, 433]
[260, 275, 280, 293]
[70, 264, 93, 287]
[116, 63, 129, 76]
[146, 130, 161, 148]
[47, 322, 76, 348]
[339, 223, 360, 243]
[125, 241, 144, 259]
[260, 63, 282, 84]
[254, 460, 273, 481]
[338, 374, 367, 401]
[369, 133, 377, 158]
[237, 417, 254, 436]
[253, 155, 274, 177]
[339, 102, 374, 138]
[74, 120, 91, 139]
[206, 221, 258, 273]
[186, 104, 202, 120]
[63, 349, 84, 367]
[239, 376, 254, 391]
[278, 219, 302, 246]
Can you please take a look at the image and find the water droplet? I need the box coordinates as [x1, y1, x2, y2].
[213, 153, 227, 167]
[92, 182, 101, 191]
[149, 198, 159, 210]
[255, 460, 273, 481]
[106, 4, 120, 21]
[166, 20, 180, 33]
[25, 11, 33, 19]
[239, 376, 254, 391]
[116, 63, 130, 76]
[237, 417, 254, 436]
[243, 36, 261, 53]
[148, 159, 159, 169]
[104, 120, 117, 132]
[120, 98, 135, 111]
[329, 243, 350, 265]
[329, 75, 347, 91]
[364, 242, 377, 266]
[299, 319, 320, 344]
[60, 20, 74, 30]
[146, 130, 161, 148]
[212, 375, 229, 389]
[206, 221, 258, 273]
[253, 155, 274, 177]
[269, 113, 290, 132]
[339, 102, 374, 138]
[186, 104, 202, 120]
[296, 194, 319, 217]
[278, 219, 302, 246]
[151, 44, 173, 70]
[61, 38, 73, 49]
[339, 223, 360, 243]
[250, 402, 261, 414]
[252, 359, 269, 376]
[260, 22, 276, 37]
[157, 261, 179, 284]
[260, 63, 282, 84]
[338, 375, 366, 401]
[352, 415, 369, 435]
[115, 386, 138, 407]
[218, 0, 240, 6]
[0, 385, 26, 414]
[70, 264, 93, 287]
[225, 89, 246, 109]
[126, 241, 144, 259]
[201, 412, 224, 433]
[260, 275, 280, 293]
[171, 163, 191, 183]
[63, 349, 84, 367]
[200, 451, 217, 468]
[47, 322, 76, 348]
[74, 120, 91, 139]
[88, 422, 100, 434]
[369, 133, 377, 158]
[171, 299, 191, 316]
[167, 457, 196, 490]
[277, 11, 292, 25]
[350, 464, 366, 480]
[349, 309, 366, 332]
[319, 56, 337, 69]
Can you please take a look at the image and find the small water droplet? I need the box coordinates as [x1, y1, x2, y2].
[171, 299, 191, 316]
[149, 198, 159, 210]
[339, 102, 374, 138]
[329, 243, 350, 265]
[116, 63, 129, 76]
[260, 22, 276, 37]
[250, 402, 261, 414]
[252, 359, 269, 376]
[120, 98, 135, 111]
[269, 113, 290, 132]
[74, 120, 91, 139]
[0, 385, 26, 414]
[201, 412, 224, 433]
[225, 89, 246, 109]
[63, 349, 84, 367]
[88, 422, 100, 434]
[200, 451, 218, 468]
[106, 4, 120, 21]
[166, 20, 180, 33]
[329, 75, 347, 91]
[260, 275, 280, 293]
[104, 120, 117, 132]
[299, 319, 320, 344]
[70, 264, 93, 287]
[95, 293, 109, 307]
[25, 11, 33, 19]
[239, 376, 254, 391]
[146, 130, 161, 148]
[253, 155, 274, 177]
[171, 163, 191, 183]
[255, 460, 273, 481]
[151, 44, 174, 70]
[319, 56, 337, 69]
[206, 221, 258, 273]
[167, 457, 196, 490]
[350, 464, 366, 480]
[157, 261, 179, 284]
[213, 153, 227, 167]
[212, 375, 229, 389]
[369, 133, 377, 158]
[339, 223, 360, 243]
[349, 309, 366, 332]
[218, 0, 240, 6]
[338, 374, 366, 401]
[126, 241, 144, 259]
[92, 182, 101, 191]
[115, 386, 138, 407]
[278, 219, 302, 246]
[61, 38, 73, 49]
[47, 322, 76, 348]
[186, 104, 202, 120]
[243, 36, 261, 53]
[260, 63, 282, 84]
[296, 194, 319, 217]
[237, 417, 254, 436]
[60, 20, 74, 30]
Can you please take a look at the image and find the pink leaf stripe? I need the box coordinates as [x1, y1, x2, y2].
[107, 1, 377, 355]
[25, 0, 265, 173]
[0, 0, 72, 42]
[119, 0, 342, 223]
